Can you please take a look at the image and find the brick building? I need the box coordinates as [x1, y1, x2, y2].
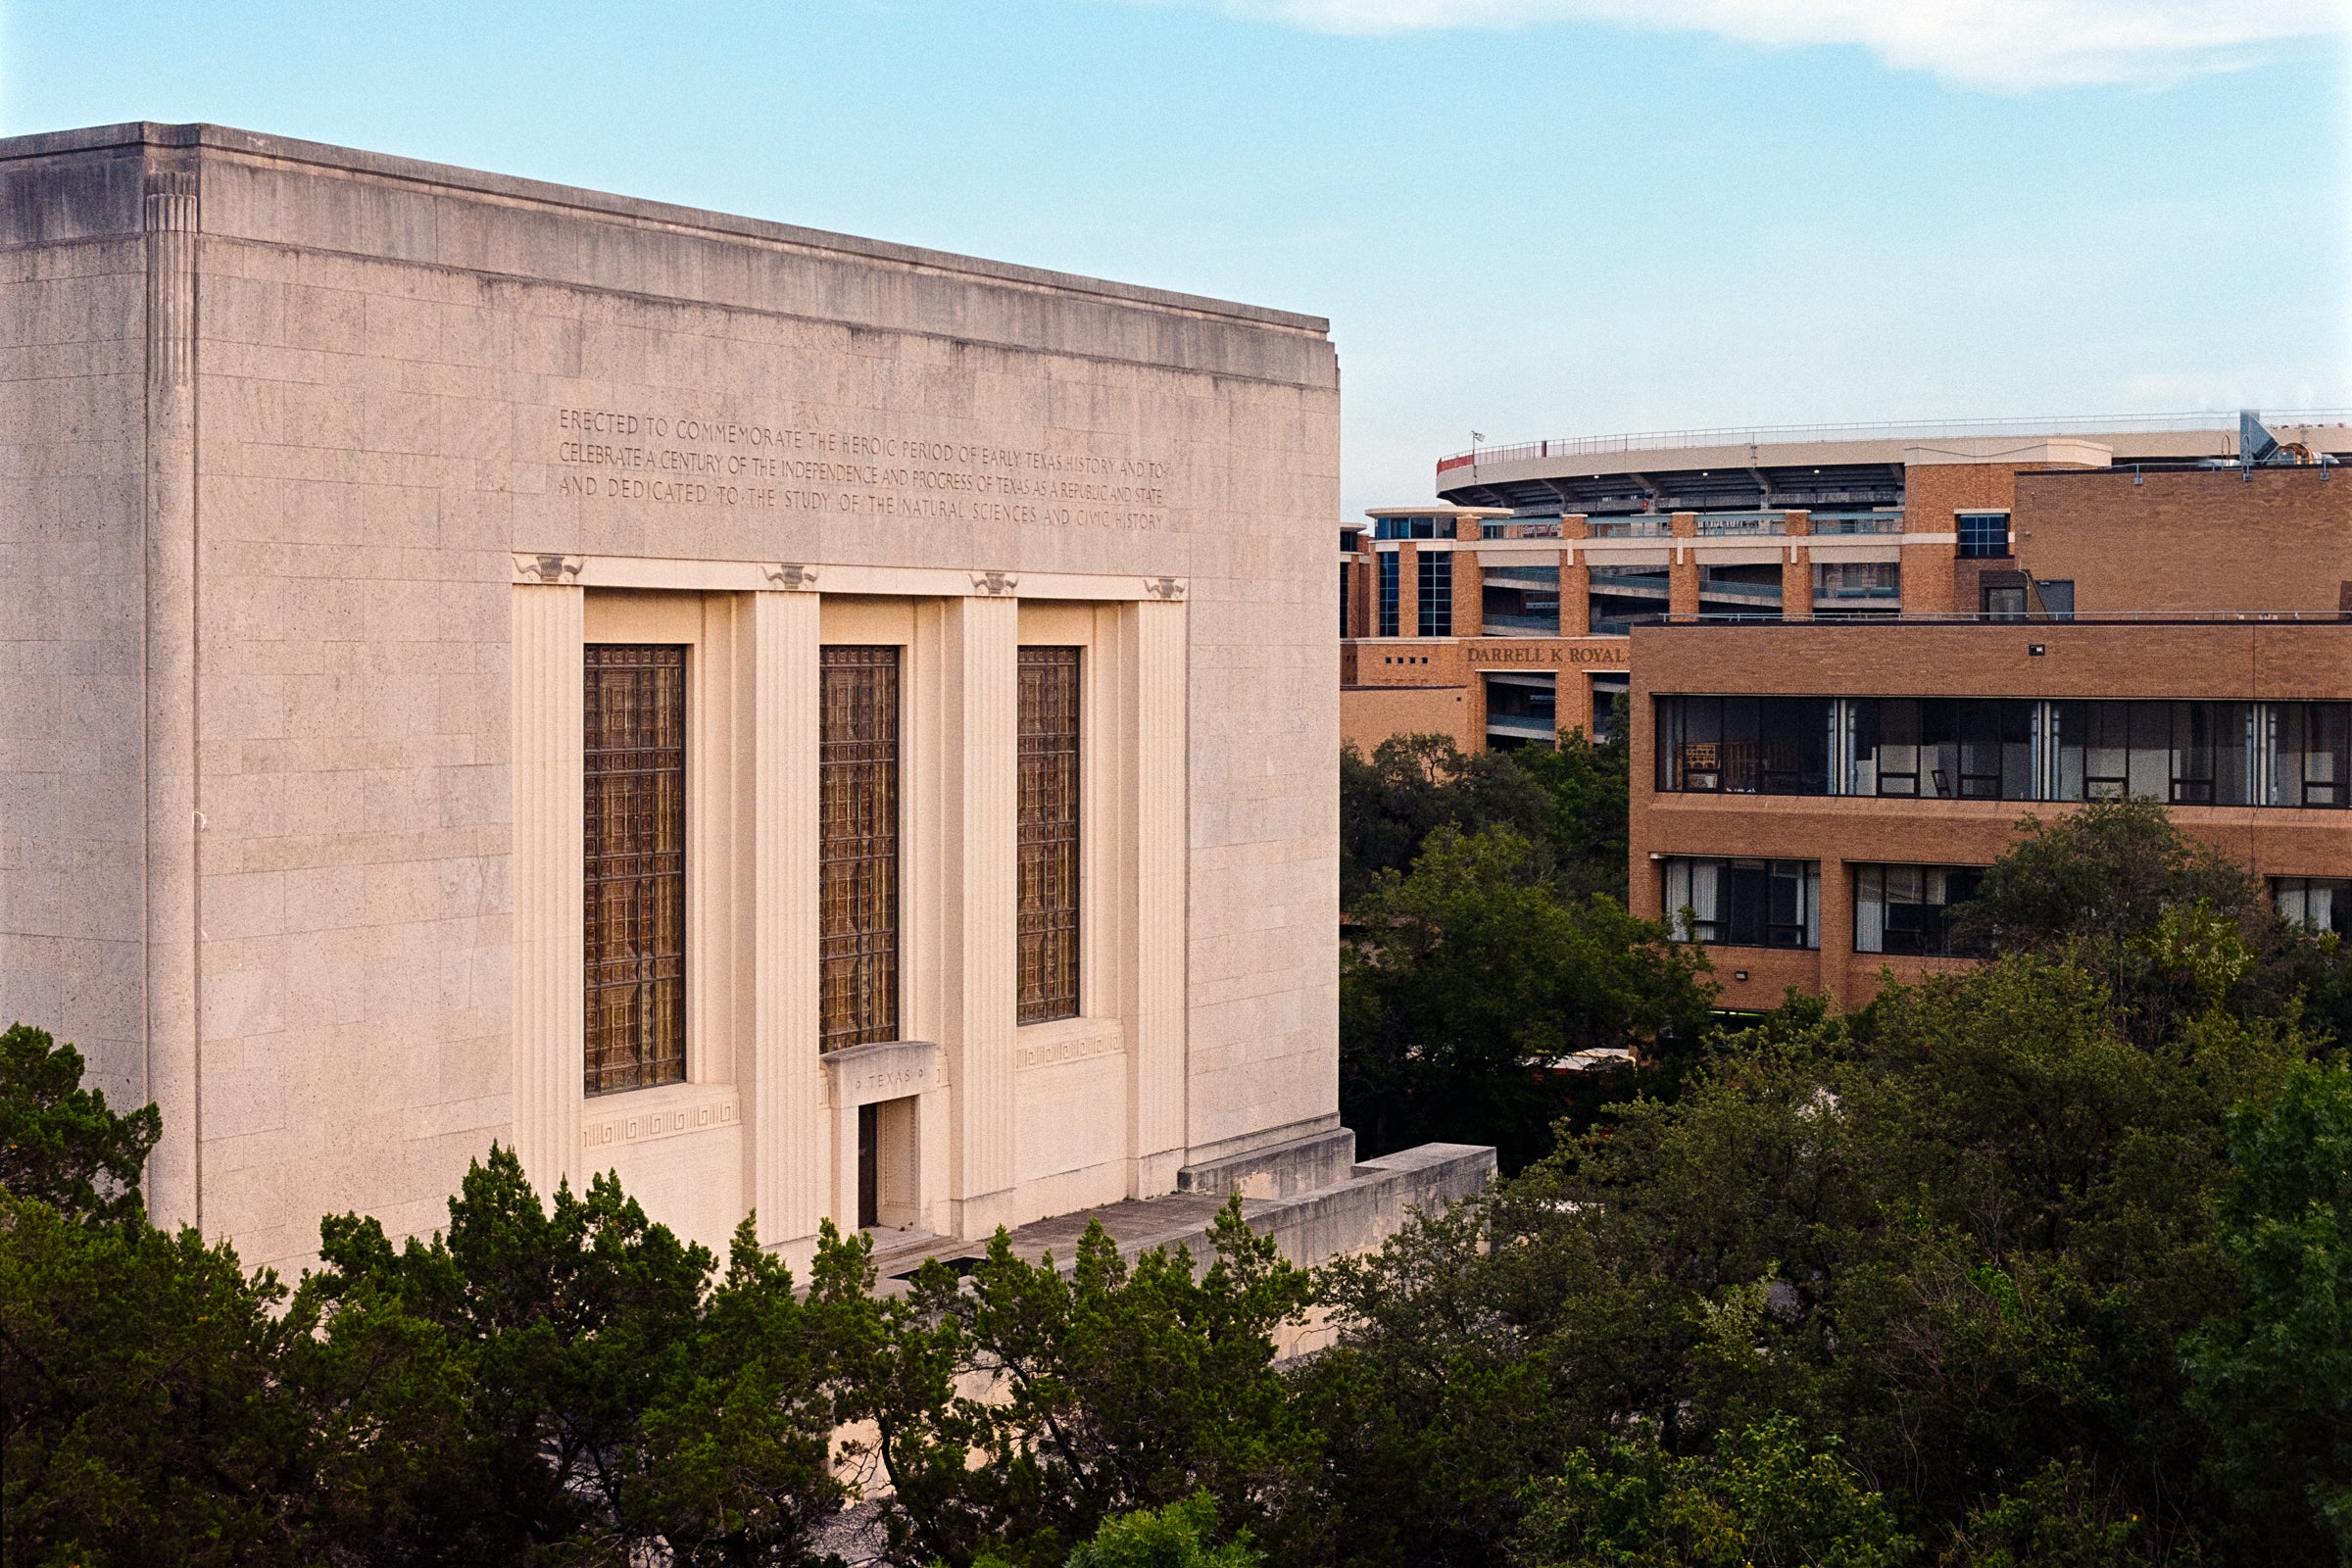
[1620, 422, 2352, 1012]
[1343, 416, 2352, 758]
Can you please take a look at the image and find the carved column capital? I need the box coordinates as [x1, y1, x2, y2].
[514, 553, 584, 584]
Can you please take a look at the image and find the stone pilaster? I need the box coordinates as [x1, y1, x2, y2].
[750, 589, 823, 1250]
[143, 162, 202, 1231]
[1128, 598, 1189, 1195]
[510, 583, 585, 1200]
[926, 594, 1020, 1237]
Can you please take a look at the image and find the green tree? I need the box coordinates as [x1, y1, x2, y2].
[1341, 734, 1554, 909]
[0, 1023, 161, 1226]
[300, 1147, 850, 1565]
[2182, 1061, 2352, 1561]
[1, 1198, 317, 1566]
[1066, 1492, 1264, 1568]
[1948, 797, 2352, 1044]
[844, 1198, 1312, 1566]
[1509, 1418, 1915, 1568]
[1946, 1456, 2152, 1568]
[1341, 824, 1715, 1168]
[1509, 704, 1631, 904]
[1304, 954, 2315, 1566]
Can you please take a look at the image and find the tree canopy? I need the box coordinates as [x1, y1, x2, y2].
[11, 774, 2352, 1564]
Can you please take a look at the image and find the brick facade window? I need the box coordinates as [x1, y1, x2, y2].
[1417, 552, 1452, 637]
[1854, 864, 1985, 956]
[584, 645, 687, 1095]
[2277, 877, 2352, 936]
[1662, 857, 1819, 950]
[1378, 554, 1399, 637]
[1957, 512, 2011, 559]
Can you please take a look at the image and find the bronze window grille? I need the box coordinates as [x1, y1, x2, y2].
[821, 647, 901, 1052]
[1017, 646, 1081, 1024]
[583, 644, 687, 1096]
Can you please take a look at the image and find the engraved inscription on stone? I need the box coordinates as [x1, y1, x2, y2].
[552, 407, 1171, 530]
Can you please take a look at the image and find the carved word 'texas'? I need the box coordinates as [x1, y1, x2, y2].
[839, 1062, 933, 1102]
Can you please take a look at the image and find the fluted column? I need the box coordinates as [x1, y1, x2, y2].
[750, 589, 823, 1250]
[931, 594, 1019, 1237]
[143, 163, 203, 1231]
[1128, 598, 1189, 1195]
[511, 585, 585, 1200]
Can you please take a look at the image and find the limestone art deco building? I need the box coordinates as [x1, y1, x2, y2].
[0, 123, 1440, 1275]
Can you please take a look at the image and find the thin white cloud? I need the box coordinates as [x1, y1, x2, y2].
[1194, 0, 2351, 89]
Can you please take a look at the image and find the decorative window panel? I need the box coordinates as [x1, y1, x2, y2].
[1017, 647, 1081, 1024]
[1417, 552, 1452, 638]
[820, 647, 901, 1052]
[584, 645, 687, 1096]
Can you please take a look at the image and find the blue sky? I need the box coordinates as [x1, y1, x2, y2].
[4, 0, 2344, 514]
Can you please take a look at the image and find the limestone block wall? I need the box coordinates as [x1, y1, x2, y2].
[0, 223, 149, 1115]
[0, 123, 1343, 1272]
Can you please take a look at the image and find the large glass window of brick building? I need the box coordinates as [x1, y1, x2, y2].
[1378, 554, 1399, 637]
[1957, 512, 2012, 559]
[2277, 877, 2352, 936]
[1652, 696, 1832, 795]
[584, 644, 687, 1095]
[1662, 857, 1820, 949]
[1654, 696, 2352, 808]
[1855, 864, 1984, 956]
[820, 647, 901, 1052]
[1853, 698, 2034, 800]
[1017, 647, 1081, 1024]
[1417, 552, 1452, 637]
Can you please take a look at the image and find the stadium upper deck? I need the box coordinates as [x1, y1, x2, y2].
[1434, 413, 2352, 515]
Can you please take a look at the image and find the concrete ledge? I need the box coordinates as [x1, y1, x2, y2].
[871, 1138, 1498, 1292]
[1178, 1126, 1357, 1200]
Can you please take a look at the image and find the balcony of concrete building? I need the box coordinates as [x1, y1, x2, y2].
[1589, 564, 1669, 637]
[1481, 564, 1561, 635]
[1691, 511, 1789, 537]
[1484, 671, 1558, 748]
[1482, 516, 1565, 540]
[1699, 564, 1785, 616]
[1813, 562, 1903, 613]
[1585, 516, 1676, 539]
[1807, 510, 1905, 535]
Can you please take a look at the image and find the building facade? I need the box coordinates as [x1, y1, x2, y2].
[1343, 417, 2352, 758]
[1623, 447, 2352, 1012]
[0, 123, 1490, 1276]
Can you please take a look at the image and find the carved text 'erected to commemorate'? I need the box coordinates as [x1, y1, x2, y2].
[553, 407, 1171, 529]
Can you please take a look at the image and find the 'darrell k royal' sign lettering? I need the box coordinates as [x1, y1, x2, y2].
[1464, 642, 1628, 668]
